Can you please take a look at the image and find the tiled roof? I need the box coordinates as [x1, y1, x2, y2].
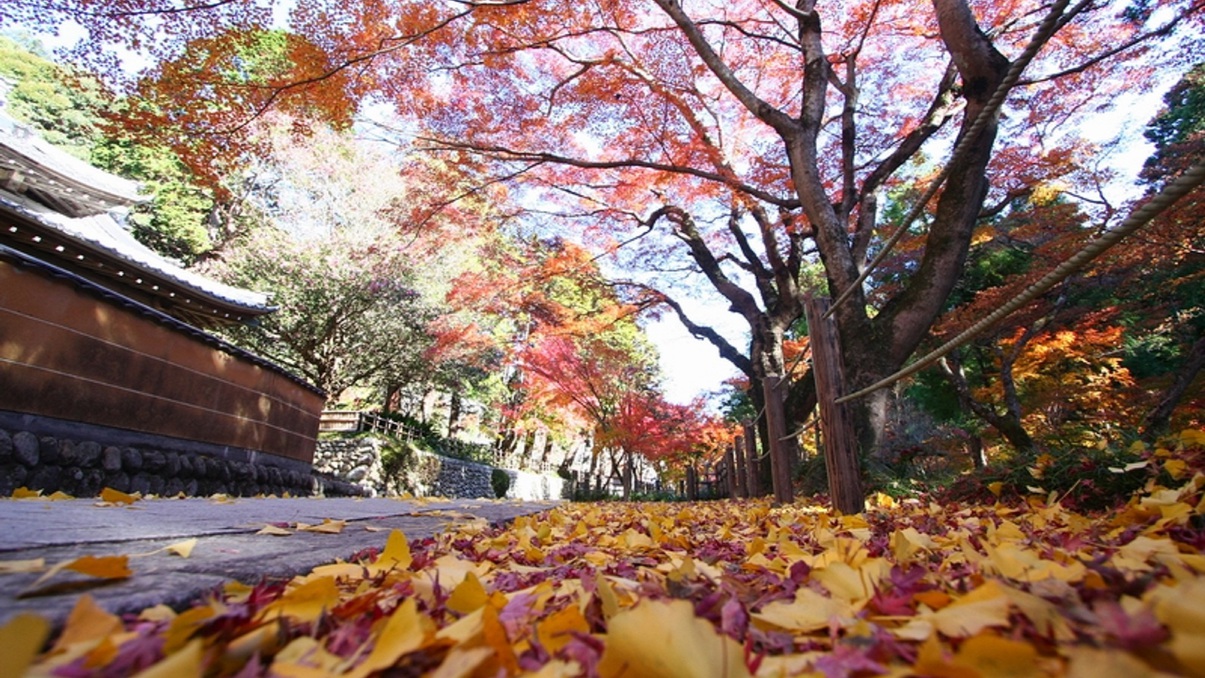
[0, 110, 272, 315]
[0, 189, 272, 312]
[0, 114, 141, 216]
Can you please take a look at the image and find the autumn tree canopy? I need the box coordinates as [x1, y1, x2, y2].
[6, 0, 1202, 490]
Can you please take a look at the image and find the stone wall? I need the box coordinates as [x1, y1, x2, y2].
[313, 434, 568, 500]
[0, 423, 364, 498]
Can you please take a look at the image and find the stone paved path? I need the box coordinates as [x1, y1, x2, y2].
[0, 496, 559, 626]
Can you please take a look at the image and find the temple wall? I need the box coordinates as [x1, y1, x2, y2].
[0, 254, 323, 466]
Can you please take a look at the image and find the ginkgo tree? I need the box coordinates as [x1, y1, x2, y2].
[9, 0, 1202, 511]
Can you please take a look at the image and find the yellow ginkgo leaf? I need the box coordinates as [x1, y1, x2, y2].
[427, 646, 494, 678]
[951, 634, 1038, 677]
[1063, 647, 1162, 678]
[0, 613, 51, 678]
[346, 598, 431, 678]
[371, 529, 412, 573]
[298, 519, 347, 534]
[53, 594, 122, 653]
[1164, 458, 1189, 480]
[597, 599, 751, 678]
[165, 538, 198, 559]
[1180, 429, 1205, 447]
[446, 570, 488, 615]
[11, 487, 41, 498]
[256, 525, 292, 536]
[131, 638, 203, 678]
[536, 604, 590, 654]
[164, 605, 217, 654]
[753, 586, 848, 633]
[1150, 577, 1205, 675]
[928, 580, 1011, 638]
[265, 576, 340, 625]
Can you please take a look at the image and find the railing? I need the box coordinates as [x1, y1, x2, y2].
[320, 410, 423, 441]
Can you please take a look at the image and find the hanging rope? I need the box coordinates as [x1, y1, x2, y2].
[836, 159, 1205, 404]
[826, 0, 1074, 319]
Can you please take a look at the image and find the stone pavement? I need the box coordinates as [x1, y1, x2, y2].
[0, 495, 559, 627]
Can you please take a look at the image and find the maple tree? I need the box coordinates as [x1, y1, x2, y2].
[6, 1, 1203, 506]
[444, 238, 723, 493]
[909, 63, 1205, 468]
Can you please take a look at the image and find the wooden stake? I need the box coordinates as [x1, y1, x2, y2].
[762, 374, 794, 504]
[804, 296, 864, 514]
[741, 420, 760, 497]
[733, 434, 747, 498]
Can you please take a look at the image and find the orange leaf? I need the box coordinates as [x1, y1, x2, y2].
[100, 487, 140, 505]
[65, 555, 132, 579]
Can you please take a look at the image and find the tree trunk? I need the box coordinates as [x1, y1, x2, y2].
[1143, 334, 1205, 441]
[968, 435, 987, 469]
[447, 389, 462, 439]
[940, 353, 1037, 454]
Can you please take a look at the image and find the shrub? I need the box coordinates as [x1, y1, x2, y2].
[491, 468, 511, 498]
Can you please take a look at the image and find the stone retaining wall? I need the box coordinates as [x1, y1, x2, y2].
[313, 435, 568, 500]
[0, 424, 364, 498]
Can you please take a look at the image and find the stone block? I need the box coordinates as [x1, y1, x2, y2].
[101, 447, 122, 472]
[77, 441, 102, 468]
[121, 448, 142, 472]
[12, 432, 38, 467]
[38, 437, 58, 466]
[142, 450, 167, 473]
[57, 439, 78, 466]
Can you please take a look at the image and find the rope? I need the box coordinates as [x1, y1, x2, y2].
[836, 160, 1205, 404]
[826, 0, 1073, 318]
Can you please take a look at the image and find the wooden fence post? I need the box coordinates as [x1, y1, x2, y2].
[685, 464, 698, 501]
[724, 446, 737, 498]
[733, 435, 747, 498]
[742, 420, 760, 497]
[804, 295, 865, 514]
[762, 374, 794, 504]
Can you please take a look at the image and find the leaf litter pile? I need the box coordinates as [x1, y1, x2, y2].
[5, 437, 1205, 677]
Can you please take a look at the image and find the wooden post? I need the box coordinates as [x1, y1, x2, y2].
[762, 373, 794, 504]
[685, 464, 698, 501]
[742, 420, 760, 497]
[804, 295, 864, 514]
[723, 446, 737, 498]
[733, 435, 747, 498]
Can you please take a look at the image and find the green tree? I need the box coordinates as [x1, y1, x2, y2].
[206, 228, 436, 400]
[0, 35, 215, 262]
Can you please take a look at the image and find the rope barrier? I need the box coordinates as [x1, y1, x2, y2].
[836, 160, 1205, 404]
[826, 0, 1074, 318]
